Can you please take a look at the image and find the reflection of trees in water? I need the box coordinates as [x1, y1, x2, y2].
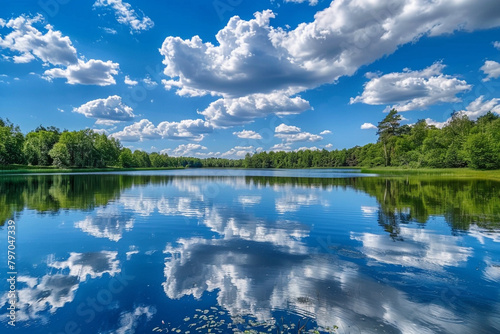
[0, 174, 175, 225]
[360, 177, 500, 233]
[1, 174, 499, 232]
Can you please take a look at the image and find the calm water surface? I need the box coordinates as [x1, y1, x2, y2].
[0, 169, 499, 333]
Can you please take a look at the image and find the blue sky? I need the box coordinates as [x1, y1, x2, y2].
[1, 0, 500, 158]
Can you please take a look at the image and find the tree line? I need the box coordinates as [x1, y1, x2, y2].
[0, 109, 499, 170]
[242, 109, 500, 170]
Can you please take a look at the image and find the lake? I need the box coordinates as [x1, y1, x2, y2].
[1, 169, 499, 333]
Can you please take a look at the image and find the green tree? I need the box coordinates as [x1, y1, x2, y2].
[119, 148, 135, 168]
[0, 118, 25, 165]
[24, 130, 60, 166]
[94, 134, 121, 167]
[465, 133, 498, 169]
[133, 150, 151, 167]
[49, 143, 70, 167]
[377, 109, 401, 166]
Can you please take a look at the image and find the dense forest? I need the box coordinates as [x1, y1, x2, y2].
[1, 109, 499, 170]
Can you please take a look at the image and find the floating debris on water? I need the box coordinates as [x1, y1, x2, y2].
[151, 305, 339, 333]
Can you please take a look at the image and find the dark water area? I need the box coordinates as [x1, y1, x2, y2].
[0, 169, 499, 333]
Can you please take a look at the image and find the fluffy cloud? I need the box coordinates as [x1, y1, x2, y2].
[221, 145, 258, 158]
[199, 92, 311, 128]
[320, 130, 332, 135]
[44, 59, 119, 86]
[274, 123, 322, 143]
[160, 11, 299, 97]
[159, 1, 500, 120]
[275, 132, 322, 143]
[112, 119, 213, 142]
[275, 123, 301, 134]
[481, 60, 500, 82]
[350, 63, 471, 111]
[164, 143, 208, 157]
[73, 95, 135, 122]
[157, 1, 500, 127]
[111, 119, 160, 141]
[233, 130, 262, 140]
[494, 41, 500, 50]
[295, 146, 319, 151]
[94, 0, 154, 33]
[142, 76, 158, 88]
[459, 96, 500, 119]
[425, 95, 500, 128]
[424, 118, 448, 129]
[124, 75, 138, 86]
[270, 143, 292, 152]
[0, 14, 77, 66]
[0, 14, 119, 86]
[157, 119, 213, 141]
[361, 122, 377, 130]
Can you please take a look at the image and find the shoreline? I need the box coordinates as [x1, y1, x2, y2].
[0, 166, 184, 175]
[1, 165, 500, 180]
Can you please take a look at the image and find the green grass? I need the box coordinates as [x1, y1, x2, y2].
[0, 165, 184, 174]
[360, 167, 500, 180]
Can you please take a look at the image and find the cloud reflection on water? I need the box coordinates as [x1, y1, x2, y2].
[0, 251, 120, 322]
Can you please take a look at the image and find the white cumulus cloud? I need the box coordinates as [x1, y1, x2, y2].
[112, 119, 213, 142]
[0, 14, 77, 66]
[111, 119, 160, 141]
[361, 123, 377, 130]
[158, 0, 500, 126]
[156, 119, 213, 141]
[1, 14, 120, 86]
[221, 145, 258, 158]
[270, 143, 292, 152]
[274, 123, 322, 143]
[164, 144, 208, 157]
[425, 95, 500, 129]
[199, 92, 311, 128]
[43, 59, 119, 86]
[481, 60, 500, 82]
[295, 146, 319, 151]
[124, 75, 138, 86]
[460, 96, 500, 119]
[424, 118, 449, 129]
[233, 130, 262, 140]
[275, 123, 301, 134]
[73, 95, 135, 122]
[320, 130, 332, 135]
[155, 0, 500, 127]
[350, 63, 471, 111]
[94, 0, 154, 33]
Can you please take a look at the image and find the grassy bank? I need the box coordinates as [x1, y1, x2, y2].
[361, 167, 500, 180]
[0, 165, 184, 174]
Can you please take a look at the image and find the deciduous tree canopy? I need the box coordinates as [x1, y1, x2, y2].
[1, 110, 499, 170]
